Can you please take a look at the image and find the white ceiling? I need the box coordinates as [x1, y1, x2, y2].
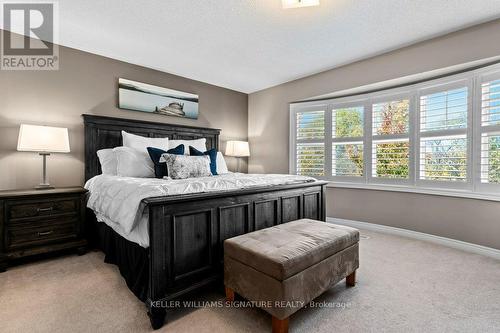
[7, 1, 500, 93]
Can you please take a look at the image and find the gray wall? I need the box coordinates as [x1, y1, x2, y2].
[248, 19, 500, 249]
[0, 30, 248, 190]
[329, 188, 500, 250]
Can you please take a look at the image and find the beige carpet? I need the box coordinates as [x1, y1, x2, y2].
[1, 228, 500, 333]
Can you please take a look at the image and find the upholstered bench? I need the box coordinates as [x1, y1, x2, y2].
[224, 219, 359, 333]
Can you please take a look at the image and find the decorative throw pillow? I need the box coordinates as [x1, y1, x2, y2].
[162, 153, 212, 179]
[169, 138, 206, 155]
[97, 148, 118, 175]
[189, 146, 218, 175]
[147, 145, 184, 178]
[216, 152, 229, 174]
[122, 131, 169, 153]
[114, 146, 155, 178]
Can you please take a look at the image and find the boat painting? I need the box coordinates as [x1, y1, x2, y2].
[118, 78, 199, 119]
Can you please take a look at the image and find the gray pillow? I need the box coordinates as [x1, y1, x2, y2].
[162, 153, 212, 179]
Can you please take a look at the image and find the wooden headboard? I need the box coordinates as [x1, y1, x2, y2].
[83, 114, 221, 181]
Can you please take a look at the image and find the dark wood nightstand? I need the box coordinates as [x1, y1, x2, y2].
[0, 187, 87, 272]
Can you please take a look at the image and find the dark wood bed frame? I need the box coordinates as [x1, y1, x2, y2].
[83, 114, 327, 329]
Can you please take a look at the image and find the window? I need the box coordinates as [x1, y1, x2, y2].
[481, 134, 500, 183]
[372, 99, 410, 180]
[419, 136, 467, 181]
[295, 108, 325, 176]
[418, 86, 469, 184]
[480, 76, 500, 185]
[290, 64, 500, 198]
[332, 106, 364, 177]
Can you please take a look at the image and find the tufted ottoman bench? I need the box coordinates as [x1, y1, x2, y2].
[224, 219, 359, 333]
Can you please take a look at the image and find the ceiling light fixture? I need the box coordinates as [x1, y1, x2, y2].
[282, 0, 320, 9]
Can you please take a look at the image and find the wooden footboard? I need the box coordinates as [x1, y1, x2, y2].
[83, 114, 328, 329]
[143, 181, 327, 329]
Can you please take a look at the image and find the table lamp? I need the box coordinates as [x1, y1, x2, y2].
[225, 141, 250, 173]
[17, 124, 70, 189]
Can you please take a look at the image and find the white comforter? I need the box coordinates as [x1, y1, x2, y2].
[85, 173, 316, 247]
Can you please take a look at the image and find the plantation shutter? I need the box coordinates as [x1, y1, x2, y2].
[418, 86, 468, 182]
[295, 110, 325, 176]
[290, 64, 500, 198]
[480, 78, 500, 184]
[371, 99, 410, 180]
[332, 106, 364, 178]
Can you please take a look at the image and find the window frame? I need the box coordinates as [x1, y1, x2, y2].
[290, 103, 329, 179]
[289, 63, 500, 199]
[475, 70, 500, 194]
[330, 98, 368, 183]
[415, 79, 473, 191]
[369, 91, 414, 186]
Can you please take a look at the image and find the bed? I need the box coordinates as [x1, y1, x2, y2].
[83, 114, 328, 329]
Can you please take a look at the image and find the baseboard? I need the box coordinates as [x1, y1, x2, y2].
[327, 217, 500, 261]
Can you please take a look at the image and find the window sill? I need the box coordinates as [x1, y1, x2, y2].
[326, 182, 500, 202]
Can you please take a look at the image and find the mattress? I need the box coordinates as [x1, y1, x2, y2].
[85, 173, 316, 247]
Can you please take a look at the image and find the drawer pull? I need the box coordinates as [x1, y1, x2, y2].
[37, 207, 54, 213]
[37, 231, 54, 237]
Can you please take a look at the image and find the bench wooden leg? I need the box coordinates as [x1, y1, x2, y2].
[272, 316, 289, 333]
[225, 286, 235, 303]
[346, 270, 356, 287]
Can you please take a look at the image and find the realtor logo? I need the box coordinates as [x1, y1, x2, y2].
[1, 2, 59, 70]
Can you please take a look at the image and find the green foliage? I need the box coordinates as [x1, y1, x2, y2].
[297, 144, 324, 176]
[422, 138, 467, 181]
[374, 100, 410, 178]
[345, 144, 363, 174]
[334, 144, 363, 176]
[375, 100, 409, 135]
[333, 108, 364, 176]
[335, 108, 363, 138]
[296, 101, 482, 181]
[488, 137, 500, 183]
[296, 112, 325, 176]
[297, 112, 324, 139]
[375, 142, 409, 178]
[297, 97, 499, 183]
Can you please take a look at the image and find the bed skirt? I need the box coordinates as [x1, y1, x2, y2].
[95, 221, 149, 301]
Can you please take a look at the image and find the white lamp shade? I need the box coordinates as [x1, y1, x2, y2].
[17, 124, 70, 153]
[282, 0, 320, 9]
[225, 141, 250, 157]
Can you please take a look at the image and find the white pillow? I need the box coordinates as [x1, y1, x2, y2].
[97, 149, 118, 175]
[216, 152, 229, 174]
[122, 131, 169, 153]
[169, 138, 206, 155]
[114, 146, 155, 178]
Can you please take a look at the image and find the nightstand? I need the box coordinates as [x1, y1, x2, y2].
[0, 187, 88, 272]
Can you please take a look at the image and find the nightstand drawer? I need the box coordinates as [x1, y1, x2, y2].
[0, 187, 87, 271]
[7, 198, 78, 220]
[7, 218, 77, 250]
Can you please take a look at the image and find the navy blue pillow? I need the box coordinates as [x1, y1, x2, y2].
[147, 145, 184, 178]
[189, 146, 218, 175]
